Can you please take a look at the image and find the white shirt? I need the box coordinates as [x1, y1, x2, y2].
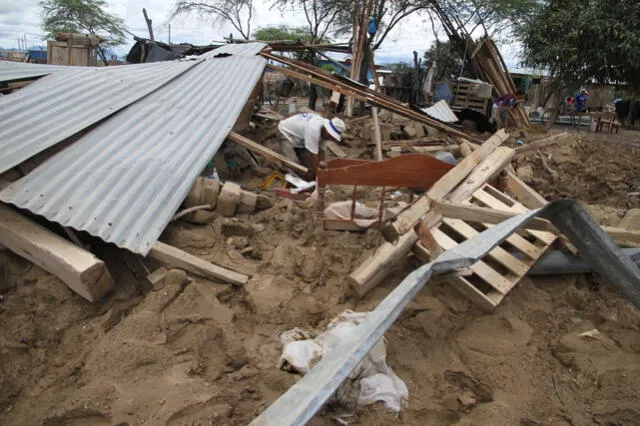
[278, 113, 326, 154]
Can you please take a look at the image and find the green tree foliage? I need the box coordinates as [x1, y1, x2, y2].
[253, 25, 325, 43]
[443, 0, 542, 38]
[423, 40, 461, 80]
[385, 62, 422, 87]
[519, 0, 640, 91]
[40, 0, 127, 46]
[173, 0, 254, 40]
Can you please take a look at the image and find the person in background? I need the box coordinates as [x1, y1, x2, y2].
[575, 88, 590, 113]
[494, 90, 525, 129]
[277, 113, 346, 180]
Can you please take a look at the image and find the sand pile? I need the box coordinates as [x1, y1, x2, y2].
[1, 130, 640, 425]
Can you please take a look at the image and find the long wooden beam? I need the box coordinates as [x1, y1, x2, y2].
[148, 242, 248, 286]
[0, 203, 114, 302]
[434, 201, 640, 248]
[262, 52, 482, 144]
[515, 132, 569, 154]
[434, 201, 556, 232]
[227, 131, 308, 174]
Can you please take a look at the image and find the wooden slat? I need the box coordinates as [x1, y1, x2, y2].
[434, 200, 556, 233]
[449, 276, 502, 311]
[442, 217, 530, 276]
[506, 171, 548, 209]
[381, 130, 510, 241]
[446, 147, 515, 202]
[148, 242, 249, 286]
[431, 228, 512, 294]
[326, 141, 347, 158]
[468, 193, 544, 258]
[479, 185, 557, 245]
[227, 131, 308, 174]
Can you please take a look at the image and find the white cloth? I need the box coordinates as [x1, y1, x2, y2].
[278, 310, 409, 412]
[324, 201, 380, 228]
[278, 113, 326, 154]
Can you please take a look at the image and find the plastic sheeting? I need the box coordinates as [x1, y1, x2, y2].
[279, 310, 408, 412]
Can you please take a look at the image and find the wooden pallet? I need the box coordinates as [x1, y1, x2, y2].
[451, 81, 490, 115]
[433, 183, 556, 311]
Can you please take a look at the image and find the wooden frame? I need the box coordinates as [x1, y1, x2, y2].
[433, 183, 556, 310]
[316, 155, 454, 231]
[450, 80, 490, 115]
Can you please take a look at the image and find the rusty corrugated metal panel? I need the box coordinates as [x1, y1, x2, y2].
[0, 58, 202, 174]
[1, 43, 267, 255]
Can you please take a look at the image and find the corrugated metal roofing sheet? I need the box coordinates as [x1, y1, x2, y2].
[421, 100, 459, 123]
[201, 42, 267, 58]
[0, 61, 77, 82]
[1, 44, 267, 255]
[0, 58, 202, 174]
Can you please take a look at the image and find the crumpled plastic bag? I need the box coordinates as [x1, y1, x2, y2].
[278, 310, 409, 412]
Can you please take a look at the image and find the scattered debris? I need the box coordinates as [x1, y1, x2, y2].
[278, 310, 408, 412]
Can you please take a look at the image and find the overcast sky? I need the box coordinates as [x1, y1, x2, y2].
[0, 0, 521, 66]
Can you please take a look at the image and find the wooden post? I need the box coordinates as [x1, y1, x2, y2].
[369, 46, 384, 161]
[372, 107, 383, 161]
[0, 203, 114, 302]
[227, 131, 308, 175]
[148, 242, 248, 286]
[142, 8, 155, 42]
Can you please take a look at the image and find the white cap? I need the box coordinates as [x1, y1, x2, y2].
[324, 117, 346, 142]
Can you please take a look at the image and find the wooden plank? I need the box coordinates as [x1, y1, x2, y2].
[476, 185, 556, 245]
[348, 229, 418, 298]
[148, 242, 249, 286]
[435, 199, 640, 248]
[515, 132, 569, 154]
[0, 203, 114, 302]
[263, 54, 483, 143]
[446, 147, 515, 203]
[318, 154, 453, 188]
[326, 141, 347, 158]
[323, 220, 368, 231]
[431, 228, 512, 293]
[434, 200, 556, 232]
[601, 227, 640, 248]
[468, 193, 544, 258]
[382, 129, 510, 241]
[227, 131, 308, 174]
[505, 171, 548, 209]
[442, 217, 530, 276]
[449, 276, 501, 312]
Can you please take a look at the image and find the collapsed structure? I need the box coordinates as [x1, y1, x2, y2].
[1, 31, 640, 426]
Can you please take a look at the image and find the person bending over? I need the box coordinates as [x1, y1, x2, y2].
[277, 113, 346, 180]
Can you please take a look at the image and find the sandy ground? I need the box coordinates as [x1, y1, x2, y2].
[1, 126, 640, 426]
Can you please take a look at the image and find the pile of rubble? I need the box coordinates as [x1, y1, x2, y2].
[1, 39, 640, 426]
